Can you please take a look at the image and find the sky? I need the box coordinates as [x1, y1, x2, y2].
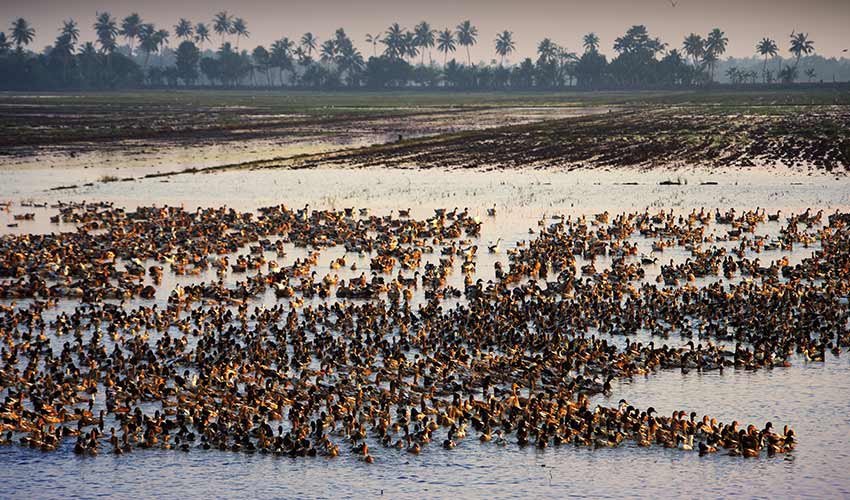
[1, 0, 848, 62]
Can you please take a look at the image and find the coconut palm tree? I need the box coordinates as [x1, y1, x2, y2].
[756, 37, 778, 83]
[365, 33, 379, 56]
[52, 33, 74, 81]
[270, 37, 294, 84]
[804, 68, 816, 82]
[94, 12, 118, 54]
[537, 38, 557, 63]
[682, 33, 705, 69]
[231, 17, 248, 49]
[494, 30, 515, 65]
[455, 20, 478, 65]
[300, 32, 317, 57]
[413, 21, 435, 65]
[252, 45, 271, 85]
[175, 19, 193, 41]
[437, 28, 456, 66]
[320, 39, 336, 64]
[789, 32, 814, 69]
[705, 28, 728, 81]
[137, 23, 157, 67]
[61, 19, 80, 47]
[779, 64, 798, 83]
[11, 18, 35, 49]
[194, 23, 210, 48]
[0, 33, 11, 55]
[120, 13, 142, 56]
[382, 23, 405, 60]
[293, 46, 307, 65]
[213, 11, 232, 45]
[154, 28, 169, 64]
[583, 32, 600, 53]
[402, 31, 418, 62]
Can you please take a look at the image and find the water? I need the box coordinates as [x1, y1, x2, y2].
[1, 165, 849, 499]
[1, 358, 848, 499]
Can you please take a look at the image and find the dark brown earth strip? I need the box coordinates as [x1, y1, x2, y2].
[281, 108, 850, 172]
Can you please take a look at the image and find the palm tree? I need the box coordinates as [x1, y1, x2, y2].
[252, 45, 272, 85]
[779, 64, 798, 83]
[270, 38, 294, 85]
[213, 11, 232, 45]
[537, 38, 557, 63]
[725, 67, 738, 84]
[413, 21, 435, 65]
[155, 28, 170, 64]
[194, 23, 210, 48]
[320, 39, 336, 64]
[705, 28, 728, 81]
[682, 33, 705, 69]
[382, 23, 405, 60]
[455, 20, 478, 65]
[383, 23, 404, 60]
[402, 31, 418, 62]
[175, 19, 193, 41]
[293, 46, 307, 65]
[789, 32, 814, 69]
[93, 12, 118, 54]
[756, 37, 778, 83]
[137, 23, 157, 67]
[120, 13, 142, 56]
[494, 30, 515, 65]
[804, 68, 816, 82]
[0, 33, 11, 55]
[437, 28, 456, 66]
[10, 18, 35, 49]
[53, 33, 74, 81]
[365, 33, 379, 56]
[301, 33, 317, 57]
[583, 32, 600, 53]
[61, 19, 80, 47]
[231, 17, 248, 49]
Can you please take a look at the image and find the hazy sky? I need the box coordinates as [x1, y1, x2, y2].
[2, 0, 848, 61]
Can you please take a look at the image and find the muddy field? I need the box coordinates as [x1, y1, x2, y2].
[2, 89, 849, 180]
[278, 106, 850, 173]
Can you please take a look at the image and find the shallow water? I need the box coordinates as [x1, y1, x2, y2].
[1, 355, 847, 500]
[0, 105, 605, 180]
[1, 166, 850, 499]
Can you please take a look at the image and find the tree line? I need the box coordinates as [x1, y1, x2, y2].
[0, 12, 837, 90]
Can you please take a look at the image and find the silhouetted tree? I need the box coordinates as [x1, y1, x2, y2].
[455, 20, 478, 65]
[213, 12, 232, 45]
[437, 28, 455, 66]
[175, 19, 193, 41]
[413, 21, 435, 65]
[120, 13, 142, 56]
[11, 18, 35, 49]
[756, 37, 778, 82]
[494, 30, 515, 65]
[175, 40, 200, 84]
[583, 32, 600, 53]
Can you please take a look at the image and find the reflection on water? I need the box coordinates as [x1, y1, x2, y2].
[1, 167, 849, 499]
[0, 106, 605, 180]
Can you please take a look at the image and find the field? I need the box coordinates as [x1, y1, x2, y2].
[2, 89, 849, 186]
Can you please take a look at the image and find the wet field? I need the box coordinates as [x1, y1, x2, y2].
[2, 91, 850, 500]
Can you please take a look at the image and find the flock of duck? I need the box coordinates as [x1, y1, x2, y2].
[1, 201, 848, 463]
